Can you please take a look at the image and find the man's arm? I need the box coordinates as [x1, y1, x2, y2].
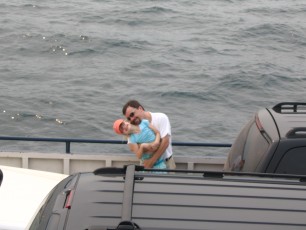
[147, 123, 161, 151]
[143, 134, 169, 168]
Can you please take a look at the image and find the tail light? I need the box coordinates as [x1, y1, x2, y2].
[64, 189, 75, 209]
[255, 114, 264, 132]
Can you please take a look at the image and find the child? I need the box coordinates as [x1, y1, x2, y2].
[113, 119, 166, 169]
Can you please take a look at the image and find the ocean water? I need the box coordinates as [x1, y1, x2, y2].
[0, 0, 306, 156]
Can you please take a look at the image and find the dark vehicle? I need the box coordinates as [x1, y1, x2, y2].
[224, 102, 306, 174]
[0, 169, 2, 186]
[29, 165, 306, 230]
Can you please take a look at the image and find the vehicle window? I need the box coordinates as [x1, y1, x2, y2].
[275, 147, 306, 174]
[242, 122, 269, 171]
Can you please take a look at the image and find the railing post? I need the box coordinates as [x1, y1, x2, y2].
[66, 141, 70, 154]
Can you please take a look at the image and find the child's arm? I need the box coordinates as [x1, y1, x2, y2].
[146, 124, 161, 154]
[129, 143, 146, 159]
[135, 140, 160, 159]
[128, 143, 139, 156]
[135, 144, 145, 159]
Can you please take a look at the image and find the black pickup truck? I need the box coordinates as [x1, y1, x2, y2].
[224, 102, 306, 175]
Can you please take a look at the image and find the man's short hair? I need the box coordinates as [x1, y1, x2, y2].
[122, 100, 145, 115]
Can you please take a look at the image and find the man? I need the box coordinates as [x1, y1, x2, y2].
[122, 100, 176, 169]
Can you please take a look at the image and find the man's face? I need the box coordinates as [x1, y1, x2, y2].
[125, 106, 141, 125]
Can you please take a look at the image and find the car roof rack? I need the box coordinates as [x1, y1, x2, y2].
[87, 221, 193, 230]
[89, 164, 209, 230]
[94, 164, 306, 182]
[90, 165, 141, 230]
[87, 165, 306, 230]
[272, 102, 306, 113]
[87, 221, 140, 230]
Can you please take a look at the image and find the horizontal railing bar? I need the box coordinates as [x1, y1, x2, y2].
[0, 136, 126, 144]
[0, 136, 232, 154]
[0, 136, 232, 147]
[172, 142, 231, 147]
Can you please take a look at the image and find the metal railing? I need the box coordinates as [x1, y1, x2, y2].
[0, 136, 232, 154]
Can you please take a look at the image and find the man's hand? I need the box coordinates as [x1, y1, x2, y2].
[143, 158, 154, 169]
[144, 135, 169, 168]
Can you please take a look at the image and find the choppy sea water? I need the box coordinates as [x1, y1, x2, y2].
[0, 0, 306, 157]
